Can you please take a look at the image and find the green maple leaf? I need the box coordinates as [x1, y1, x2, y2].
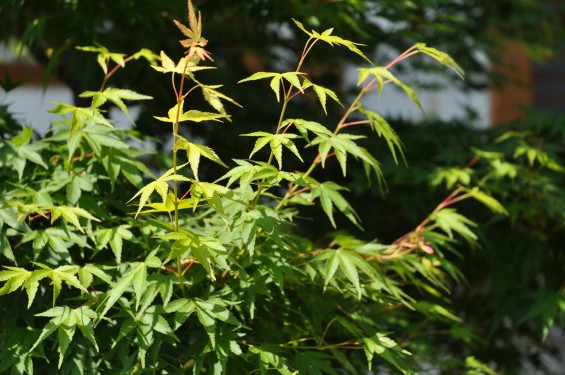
[128, 163, 191, 218]
[79, 88, 152, 124]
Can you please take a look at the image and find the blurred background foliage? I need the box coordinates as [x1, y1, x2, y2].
[1, 0, 563, 141]
[1, 0, 565, 373]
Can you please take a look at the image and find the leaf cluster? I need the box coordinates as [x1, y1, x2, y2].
[0, 2, 536, 374]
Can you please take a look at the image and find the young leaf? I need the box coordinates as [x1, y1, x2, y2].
[76, 44, 125, 74]
[0, 266, 31, 298]
[315, 249, 378, 299]
[249, 345, 294, 375]
[292, 19, 371, 63]
[97, 251, 161, 322]
[239, 72, 305, 102]
[311, 133, 373, 176]
[49, 102, 114, 128]
[201, 84, 242, 117]
[151, 51, 215, 75]
[356, 67, 424, 113]
[154, 99, 226, 123]
[79, 88, 152, 124]
[310, 181, 360, 228]
[128, 163, 191, 218]
[190, 180, 233, 214]
[302, 79, 343, 114]
[48, 205, 100, 233]
[131, 48, 161, 65]
[431, 208, 477, 241]
[357, 104, 405, 165]
[243, 132, 303, 169]
[193, 298, 239, 348]
[30, 306, 98, 368]
[175, 137, 227, 181]
[283, 119, 333, 142]
[414, 43, 464, 79]
[8, 126, 48, 179]
[31, 263, 89, 306]
[360, 333, 413, 373]
[94, 225, 134, 263]
[464, 187, 508, 215]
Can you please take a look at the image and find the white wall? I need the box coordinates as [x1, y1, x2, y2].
[344, 65, 491, 128]
[2, 85, 74, 134]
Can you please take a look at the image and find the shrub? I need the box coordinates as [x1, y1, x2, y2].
[0, 1, 506, 373]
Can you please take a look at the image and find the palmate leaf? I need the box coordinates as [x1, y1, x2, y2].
[154, 99, 227, 124]
[310, 181, 360, 228]
[29, 306, 98, 369]
[357, 67, 423, 113]
[0, 232, 15, 263]
[174, 136, 227, 181]
[162, 230, 228, 280]
[66, 171, 95, 205]
[302, 79, 343, 115]
[100, 146, 152, 190]
[314, 248, 377, 299]
[311, 133, 377, 177]
[218, 159, 267, 188]
[238, 71, 306, 102]
[150, 50, 215, 75]
[414, 43, 464, 79]
[77, 264, 113, 291]
[109, 303, 177, 369]
[49, 205, 100, 233]
[128, 163, 191, 218]
[67, 122, 131, 163]
[190, 180, 234, 214]
[243, 132, 303, 169]
[464, 187, 508, 215]
[131, 48, 161, 65]
[0, 263, 88, 307]
[218, 159, 310, 192]
[8, 126, 48, 179]
[357, 104, 405, 165]
[431, 208, 477, 241]
[94, 225, 134, 263]
[282, 119, 333, 142]
[249, 345, 295, 375]
[430, 167, 473, 189]
[79, 88, 152, 124]
[50, 101, 113, 128]
[201, 84, 242, 117]
[77, 44, 125, 74]
[360, 333, 413, 374]
[292, 19, 370, 64]
[31, 263, 89, 306]
[139, 191, 197, 214]
[96, 250, 162, 322]
[0, 266, 31, 299]
[165, 297, 239, 348]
